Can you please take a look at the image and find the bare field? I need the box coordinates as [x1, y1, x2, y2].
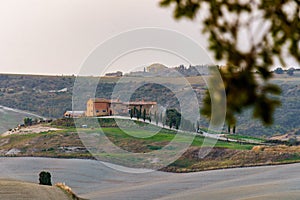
[1, 157, 300, 200]
[0, 179, 72, 200]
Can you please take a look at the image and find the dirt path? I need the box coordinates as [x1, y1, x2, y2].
[2, 124, 61, 136]
[0, 179, 72, 200]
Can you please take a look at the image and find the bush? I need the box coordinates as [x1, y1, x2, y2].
[39, 171, 52, 186]
[288, 138, 297, 146]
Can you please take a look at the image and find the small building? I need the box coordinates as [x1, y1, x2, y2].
[64, 111, 85, 118]
[86, 98, 112, 117]
[86, 98, 157, 117]
[110, 99, 127, 115]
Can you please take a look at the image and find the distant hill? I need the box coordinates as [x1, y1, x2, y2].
[147, 63, 168, 73]
[0, 72, 299, 137]
[236, 75, 300, 137]
[0, 74, 74, 118]
[126, 63, 209, 77]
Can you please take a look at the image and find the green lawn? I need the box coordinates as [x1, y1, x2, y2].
[82, 127, 254, 151]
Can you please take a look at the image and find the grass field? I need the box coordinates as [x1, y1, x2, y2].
[98, 127, 254, 151]
[1, 118, 300, 172]
[73, 120, 300, 171]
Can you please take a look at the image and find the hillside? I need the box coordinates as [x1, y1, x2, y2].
[0, 74, 74, 118]
[0, 179, 74, 200]
[237, 74, 300, 137]
[0, 73, 299, 137]
[0, 106, 42, 134]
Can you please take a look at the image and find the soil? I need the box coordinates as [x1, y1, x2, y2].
[0, 179, 72, 200]
[2, 124, 61, 136]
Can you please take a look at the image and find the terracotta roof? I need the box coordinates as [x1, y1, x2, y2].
[89, 98, 111, 103]
[88, 98, 156, 105]
[124, 101, 157, 105]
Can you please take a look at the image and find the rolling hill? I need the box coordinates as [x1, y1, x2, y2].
[0, 72, 299, 137]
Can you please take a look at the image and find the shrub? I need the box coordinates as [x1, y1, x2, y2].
[39, 171, 52, 186]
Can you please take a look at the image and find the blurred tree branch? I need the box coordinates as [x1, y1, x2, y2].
[160, 0, 299, 126]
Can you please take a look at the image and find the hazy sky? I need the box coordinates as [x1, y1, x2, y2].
[0, 0, 297, 75]
[0, 0, 211, 75]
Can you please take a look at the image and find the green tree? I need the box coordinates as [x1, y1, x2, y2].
[175, 117, 180, 129]
[130, 108, 133, 119]
[133, 106, 137, 117]
[155, 111, 159, 125]
[137, 106, 142, 120]
[143, 108, 146, 121]
[39, 171, 52, 186]
[274, 67, 284, 74]
[159, 112, 163, 124]
[162, 112, 166, 127]
[287, 68, 295, 76]
[149, 111, 152, 122]
[169, 120, 173, 129]
[166, 109, 181, 129]
[196, 120, 200, 132]
[24, 117, 32, 126]
[160, 0, 299, 126]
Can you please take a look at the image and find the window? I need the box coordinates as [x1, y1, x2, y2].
[102, 110, 106, 112]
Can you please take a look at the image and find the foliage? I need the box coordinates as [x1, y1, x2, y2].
[165, 108, 195, 131]
[236, 78, 300, 137]
[130, 108, 133, 119]
[160, 0, 299, 125]
[274, 67, 284, 74]
[287, 68, 295, 76]
[143, 108, 146, 121]
[39, 171, 52, 186]
[51, 118, 120, 128]
[131, 106, 141, 120]
[166, 109, 181, 129]
[288, 137, 297, 146]
[24, 117, 33, 126]
[51, 118, 75, 127]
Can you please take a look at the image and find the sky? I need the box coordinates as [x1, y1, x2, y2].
[0, 0, 210, 75]
[0, 0, 298, 75]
